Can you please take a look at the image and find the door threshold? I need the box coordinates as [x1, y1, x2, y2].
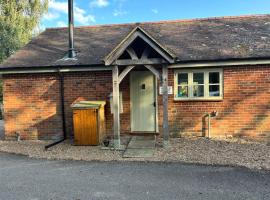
[130, 132, 159, 136]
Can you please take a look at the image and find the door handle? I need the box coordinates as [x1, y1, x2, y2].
[153, 102, 156, 107]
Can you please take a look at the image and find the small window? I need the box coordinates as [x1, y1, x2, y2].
[193, 73, 204, 97]
[177, 73, 188, 98]
[209, 72, 220, 97]
[174, 68, 223, 100]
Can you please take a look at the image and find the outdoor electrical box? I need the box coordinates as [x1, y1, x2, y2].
[71, 101, 106, 146]
[109, 92, 123, 114]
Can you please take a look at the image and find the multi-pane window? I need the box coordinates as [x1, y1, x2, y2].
[174, 69, 223, 100]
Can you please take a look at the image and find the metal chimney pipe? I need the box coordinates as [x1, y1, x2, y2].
[68, 0, 76, 58]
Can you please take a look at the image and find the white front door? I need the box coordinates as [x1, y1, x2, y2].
[130, 71, 156, 132]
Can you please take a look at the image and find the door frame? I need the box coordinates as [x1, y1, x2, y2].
[130, 71, 159, 133]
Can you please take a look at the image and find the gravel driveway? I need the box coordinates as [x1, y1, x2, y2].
[0, 152, 269, 200]
[0, 137, 269, 170]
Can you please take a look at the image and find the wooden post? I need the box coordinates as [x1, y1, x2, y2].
[112, 65, 121, 149]
[162, 65, 169, 147]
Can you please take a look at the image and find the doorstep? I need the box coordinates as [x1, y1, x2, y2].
[123, 136, 156, 158]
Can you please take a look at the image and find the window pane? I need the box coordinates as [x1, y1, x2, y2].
[209, 72, 220, 84]
[209, 85, 220, 96]
[193, 85, 204, 97]
[178, 73, 188, 85]
[193, 73, 204, 84]
[178, 86, 188, 97]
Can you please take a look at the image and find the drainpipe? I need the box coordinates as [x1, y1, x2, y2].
[45, 70, 67, 150]
[206, 113, 211, 138]
[205, 111, 218, 138]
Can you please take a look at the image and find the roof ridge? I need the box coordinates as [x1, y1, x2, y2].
[45, 14, 270, 31]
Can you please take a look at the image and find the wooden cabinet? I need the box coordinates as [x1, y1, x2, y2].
[72, 101, 106, 146]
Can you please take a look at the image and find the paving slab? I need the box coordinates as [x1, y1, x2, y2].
[123, 136, 156, 158]
[128, 136, 156, 149]
[123, 148, 155, 158]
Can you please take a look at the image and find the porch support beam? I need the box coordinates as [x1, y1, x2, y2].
[145, 65, 161, 80]
[162, 64, 169, 147]
[115, 58, 167, 66]
[112, 65, 121, 149]
[126, 47, 138, 60]
[118, 65, 135, 84]
[141, 47, 151, 59]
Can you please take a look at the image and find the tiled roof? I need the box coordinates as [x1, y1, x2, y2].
[1, 14, 270, 68]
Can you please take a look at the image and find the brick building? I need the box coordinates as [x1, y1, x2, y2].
[1, 15, 270, 144]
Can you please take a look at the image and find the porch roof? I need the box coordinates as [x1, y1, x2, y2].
[1, 14, 270, 69]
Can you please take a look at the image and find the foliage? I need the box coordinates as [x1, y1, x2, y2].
[0, 0, 48, 105]
[0, 0, 49, 63]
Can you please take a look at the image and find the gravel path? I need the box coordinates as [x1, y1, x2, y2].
[0, 137, 269, 170]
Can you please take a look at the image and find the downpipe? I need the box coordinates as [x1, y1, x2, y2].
[45, 70, 67, 150]
[205, 111, 218, 138]
[45, 0, 75, 150]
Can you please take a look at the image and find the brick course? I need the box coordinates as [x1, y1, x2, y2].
[3, 65, 270, 140]
[166, 66, 270, 138]
[3, 74, 63, 140]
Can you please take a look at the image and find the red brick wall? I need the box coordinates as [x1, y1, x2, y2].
[62, 71, 131, 137]
[3, 65, 270, 140]
[3, 71, 131, 140]
[163, 66, 270, 139]
[3, 74, 63, 140]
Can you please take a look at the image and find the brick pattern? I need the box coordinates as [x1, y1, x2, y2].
[3, 65, 270, 140]
[3, 74, 63, 140]
[63, 71, 131, 137]
[165, 66, 270, 138]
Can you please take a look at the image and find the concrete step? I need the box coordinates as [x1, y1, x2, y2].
[123, 136, 156, 158]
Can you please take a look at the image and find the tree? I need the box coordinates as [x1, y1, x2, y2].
[0, 0, 49, 63]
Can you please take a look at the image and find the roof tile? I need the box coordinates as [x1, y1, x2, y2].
[1, 14, 270, 68]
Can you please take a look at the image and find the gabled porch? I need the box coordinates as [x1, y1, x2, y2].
[104, 27, 177, 149]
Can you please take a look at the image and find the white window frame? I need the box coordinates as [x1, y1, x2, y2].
[174, 68, 223, 101]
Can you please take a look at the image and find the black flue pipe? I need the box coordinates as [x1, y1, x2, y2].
[45, 71, 67, 150]
[68, 0, 76, 58]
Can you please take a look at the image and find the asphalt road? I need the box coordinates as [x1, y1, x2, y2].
[0, 153, 269, 200]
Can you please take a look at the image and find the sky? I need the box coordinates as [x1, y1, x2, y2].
[42, 0, 270, 29]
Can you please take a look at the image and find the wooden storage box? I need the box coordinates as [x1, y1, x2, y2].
[71, 101, 106, 146]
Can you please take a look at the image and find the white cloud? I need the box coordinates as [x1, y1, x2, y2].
[43, 12, 60, 20]
[49, 0, 68, 13]
[90, 0, 109, 8]
[57, 21, 67, 27]
[151, 9, 158, 14]
[74, 6, 96, 24]
[112, 0, 127, 17]
[46, 0, 96, 25]
[113, 9, 127, 16]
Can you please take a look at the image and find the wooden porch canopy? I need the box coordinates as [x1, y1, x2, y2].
[103, 27, 177, 149]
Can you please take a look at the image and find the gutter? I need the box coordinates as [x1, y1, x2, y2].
[169, 58, 270, 68]
[0, 65, 112, 75]
[1, 58, 270, 75]
[45, 70, 67, 150]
